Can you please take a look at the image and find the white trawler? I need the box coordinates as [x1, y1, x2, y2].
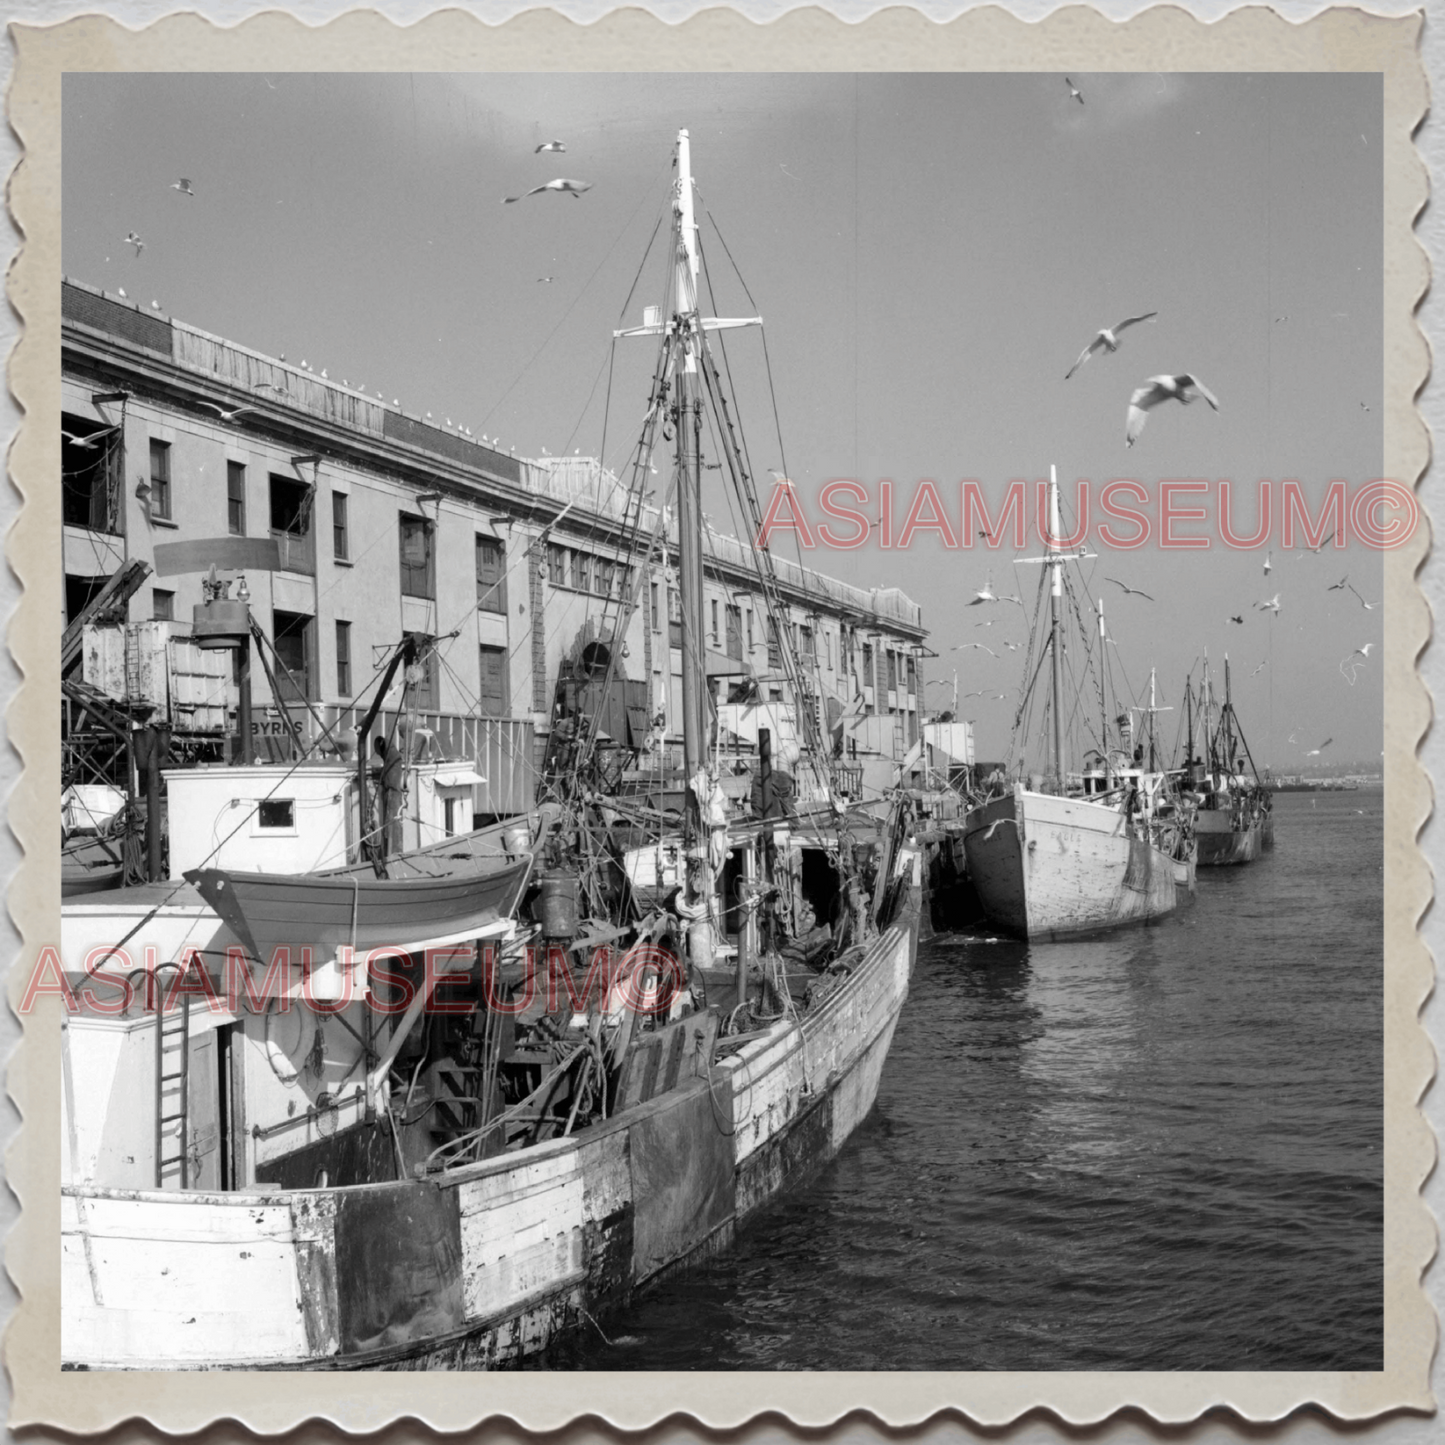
[962, 469, 1194, 941]
[60, 129, 919, 1370]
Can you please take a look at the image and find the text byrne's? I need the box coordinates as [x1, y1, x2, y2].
[755, 478, 1417, 552]
[24, 943, 685, 1017]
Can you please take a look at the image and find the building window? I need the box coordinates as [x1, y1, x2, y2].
[725, 604, 742, 661]
[710, 598, 720, 645]
[61, 415, 120, 533]
[650, 581, 661, 632]
[573, 552, 592, 594]
[272, 610, 314, 702]
[399, 514, 434, 599]
[476, 535, 506, 614]
[479, 644, 507, 717]
[766, 617, 781, 670]
[669, 586, 683, 648]
[800, 624, 815, 663]
[227, 461, 246, 535]
[886, 651, 898, 693]
[269, 474, 314, 574]
[862, 642, 875, 712]
[825, 632, 833, 670]
[149, 439, 171, 520]
[335, 620, 352, 696]
[332, 492, 349, 561]
[547, 543, 569, 588]
[746, 609, 754, 652]
[406, 639, 439, 710]
[906, 656, 917, 697]
[152, 588, 174, 622]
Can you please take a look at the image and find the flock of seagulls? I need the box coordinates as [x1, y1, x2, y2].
[504, 138, 591, 205]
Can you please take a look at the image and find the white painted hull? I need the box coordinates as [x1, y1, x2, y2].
[61, 894, 918, 1370]
[963, 786, 1177, 941]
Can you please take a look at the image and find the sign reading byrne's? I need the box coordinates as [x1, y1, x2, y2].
[754, 477, 1419, 553]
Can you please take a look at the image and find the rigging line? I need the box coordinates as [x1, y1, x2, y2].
[480, 154, 672, 434]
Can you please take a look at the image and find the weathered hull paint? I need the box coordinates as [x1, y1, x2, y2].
[61, 891, 917, 1371]
[1195, 810, 1266, 866]
[963, 786, 1177, 941]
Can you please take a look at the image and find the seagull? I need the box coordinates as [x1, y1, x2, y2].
[124, 232, 144, 255]
[1228, 614, 1245, 625]
[1124, 373, 1220, 447]
[116, 287, 126, 298]
[1263, 550, 1273, 575]
[1328, 575, 1349, 591]
[320, 368, 328, 379]
[171, 178, 195, 196]
[1251, 661, 1267, 676]
[150, 300, 162, 310]
[967, 575, 997, 606]
[1305, 738, 1334, 757]
[1256, 594, 1281, 614]
[1064, 312, 1157, 380]
[504, 178, 592, 203]
[951, 643, 997, 657]
[61, 426, 118, 450]
[1347, 583, 1379, 611]
[1064, 76, 1084, 105]
[199, 402, 256, 424]
[534, 140, 566, 153]
[537, 276, 556, 283]
[1299, 530, 1337, 557]
[1340, 644, 1375, 686]
[1105, 577, 1154, 601]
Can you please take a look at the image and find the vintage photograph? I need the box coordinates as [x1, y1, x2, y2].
[47, 62, 1394, 1383]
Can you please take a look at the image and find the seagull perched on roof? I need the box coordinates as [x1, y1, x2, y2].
[171, 178, 195, 196]
[124, 232, 144, 255]
[1124, 373, 1220, 447]
[199, 402, 256, 424]
[504, 178, 592, 203]
[1105, 577, 1154, 601]
[534, 140, 566, 153]
[1064, 312, 1157, 380]
[1064, 76, 1084, 105]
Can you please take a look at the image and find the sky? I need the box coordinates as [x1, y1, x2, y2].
[61, 71, 1384, 768]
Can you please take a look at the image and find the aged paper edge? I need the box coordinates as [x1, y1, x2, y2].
[3, 3, 1432, 1433]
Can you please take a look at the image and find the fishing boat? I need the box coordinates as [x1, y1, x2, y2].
[59, 129, 919, 1370]
[962, 471, 1192, 941]
[1180, 657, 1274, 866]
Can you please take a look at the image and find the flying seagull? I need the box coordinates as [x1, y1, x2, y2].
[61, 426, 118, 451]
[199, 402, 256, 424]
[1228, 614, 1245, 625]
[1064, 76, 1084, 104]
[504, 178, 592, 203]
[1340, 643, 1375, 686]
[1305, 737, 1334, 757]
[1251, 661, 1267, 676]
[171, 178, 195, 196]
[1256, 593, 1281, 614]
[967, 575, 997, 606]
[124, 232, 144, 256]
[1347, 583, 1379, 611]
[1299, 530, 1337, 557]
[1064, 312, 1157, 380]
[1105, 577, 1154, 601]
[534, 140, 566, 153]
[951, 643, 997, 657]
[1124, 373, 1220, 447]
[1328, 575, 1349, 591]
[1263, 550, 1273, 575]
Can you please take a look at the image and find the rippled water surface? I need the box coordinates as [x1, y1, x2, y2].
[551, 791, 1383, 1371]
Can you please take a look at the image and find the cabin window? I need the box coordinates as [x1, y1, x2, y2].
[710, 598, 720, 644]
[227, 461, 247, 535]
[746, 609, 754, 652]
[149, 438, 172, 520]
[61, 413, 122, 532]
[476, 535, 506, 614]
[257, 799, 295, 829]
[399, 514, 435, 599]
[331, 491, 349, 560]
[151, 588, 174, 622]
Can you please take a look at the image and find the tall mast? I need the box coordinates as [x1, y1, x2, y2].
[1185, 673, 1194, 767]
[1097, 596, 1109, 761]
[673, 130, 708, 835]
[1048, 466, 1066, 789]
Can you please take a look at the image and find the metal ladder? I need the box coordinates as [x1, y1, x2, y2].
[155, 983, 191, 1189]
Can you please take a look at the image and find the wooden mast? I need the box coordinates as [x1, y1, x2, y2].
[1048, 466, 1066, 791]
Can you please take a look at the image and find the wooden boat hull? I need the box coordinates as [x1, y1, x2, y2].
[1195, 809, 1265, 867]
[186, 860, 533, 963]
[60, 888, 918, 1370]
[963, 786, 1177, 941]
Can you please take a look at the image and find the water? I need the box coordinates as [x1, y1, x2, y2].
[552, 791, 1383, 1371]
